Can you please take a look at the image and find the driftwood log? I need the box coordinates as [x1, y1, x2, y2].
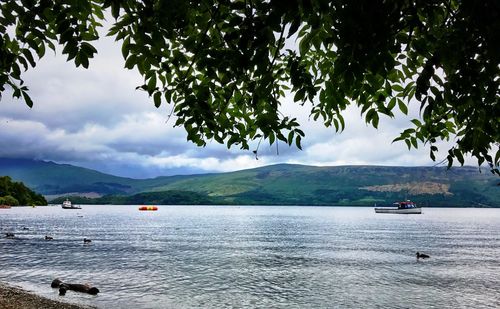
[51, 278, 99, 295]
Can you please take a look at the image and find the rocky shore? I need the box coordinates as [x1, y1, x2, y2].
[0, 283, 95, 309]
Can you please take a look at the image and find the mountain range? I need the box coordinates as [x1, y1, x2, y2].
[0, 158, 498, 207]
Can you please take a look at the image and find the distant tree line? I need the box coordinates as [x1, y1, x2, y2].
[50, 190, 220, 205]
[0, 176, 47, 206]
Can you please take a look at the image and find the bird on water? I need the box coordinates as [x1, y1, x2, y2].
[416, 252, 430, 259]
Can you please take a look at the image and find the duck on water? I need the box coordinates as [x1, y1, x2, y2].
[416, 252, 430, 259]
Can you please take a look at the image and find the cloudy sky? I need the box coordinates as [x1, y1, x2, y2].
[0, 26, 468, 178]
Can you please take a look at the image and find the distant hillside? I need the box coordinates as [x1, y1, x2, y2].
[0, 158, 211, 197]
[139, 164, 499, 207]
[0, 158, 138, 195]
[1, 158, 498, 207]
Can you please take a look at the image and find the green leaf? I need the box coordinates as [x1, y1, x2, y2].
[80, 42, 97, 57]
[371, 112, 379, 129]
[22, 91, 33, 108]
[405, 139, 411, 150]
[287, 131, 294, 145]
[411, 119, 422, 127]
[447, 155, 453, 169]
[36, 41, 46, 58]
[397, 99, 408, 115]
[79, 53, 89, 68]
[21, 50, 36, 67]
[387, 97, 396, 111]
[392, 84, 404, 92]
[269, 132, 275, 145]
[365, 109, 376, 125]
[124, 54, 136, 69]
[299, 28, 319, 56]
[393, 136, 405, 143]
[153, 91, 161, 108]
[111, 3, 120, 19]
[410, 137, 418, 149]
[295, 135, 302, 150]
[62, 42, 78, 59]
[293, 89, 305, 102]
[147, 74, 157, 92]
[337, 115, 345, 131]
[454, 149, 465, 165]
[121, 36, 130, 58]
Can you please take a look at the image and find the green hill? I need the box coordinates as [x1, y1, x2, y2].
[0, 158, 498, 207]
[0, 175, 47, 206]
[137, 164, 500, 207]
[0, 158, 137, 195]
[0, 158, 211, 196]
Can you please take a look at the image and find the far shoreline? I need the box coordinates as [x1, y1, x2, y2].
[12, 204, 500, 208]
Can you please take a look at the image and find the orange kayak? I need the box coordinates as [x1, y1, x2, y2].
[139, 206, 158, 211]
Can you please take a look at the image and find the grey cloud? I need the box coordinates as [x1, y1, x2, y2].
[0, 25, 461, 178]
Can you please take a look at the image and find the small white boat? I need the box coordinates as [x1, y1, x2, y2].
[61, 199, 81, 209]
[375, 200, 421, 214]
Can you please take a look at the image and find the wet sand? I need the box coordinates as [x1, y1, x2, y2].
[0, 283, 95, 309]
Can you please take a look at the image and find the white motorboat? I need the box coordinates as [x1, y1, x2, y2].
[374, 200, 421, 214]
[61, 199, 81, 209]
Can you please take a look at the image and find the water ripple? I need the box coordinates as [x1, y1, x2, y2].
[1, 206, 500, 308]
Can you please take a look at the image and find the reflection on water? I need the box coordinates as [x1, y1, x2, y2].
[1, 206, 499, 308]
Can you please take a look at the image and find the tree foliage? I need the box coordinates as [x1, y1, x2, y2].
[0, 0, 499, 174]
[0, 176, 47, 206]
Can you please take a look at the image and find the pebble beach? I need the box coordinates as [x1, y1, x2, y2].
[0, 283, 95, 309]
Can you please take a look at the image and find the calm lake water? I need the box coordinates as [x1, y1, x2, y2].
[1, 206, 499, 308]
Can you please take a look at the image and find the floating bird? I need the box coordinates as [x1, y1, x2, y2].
[416, 252, 430, 259]
[45, 235, 54, 240]
[83, 238, 92, 243]
[5, 232, 14, 238]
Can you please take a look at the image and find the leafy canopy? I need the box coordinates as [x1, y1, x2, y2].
[0, 0, 499, 174]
